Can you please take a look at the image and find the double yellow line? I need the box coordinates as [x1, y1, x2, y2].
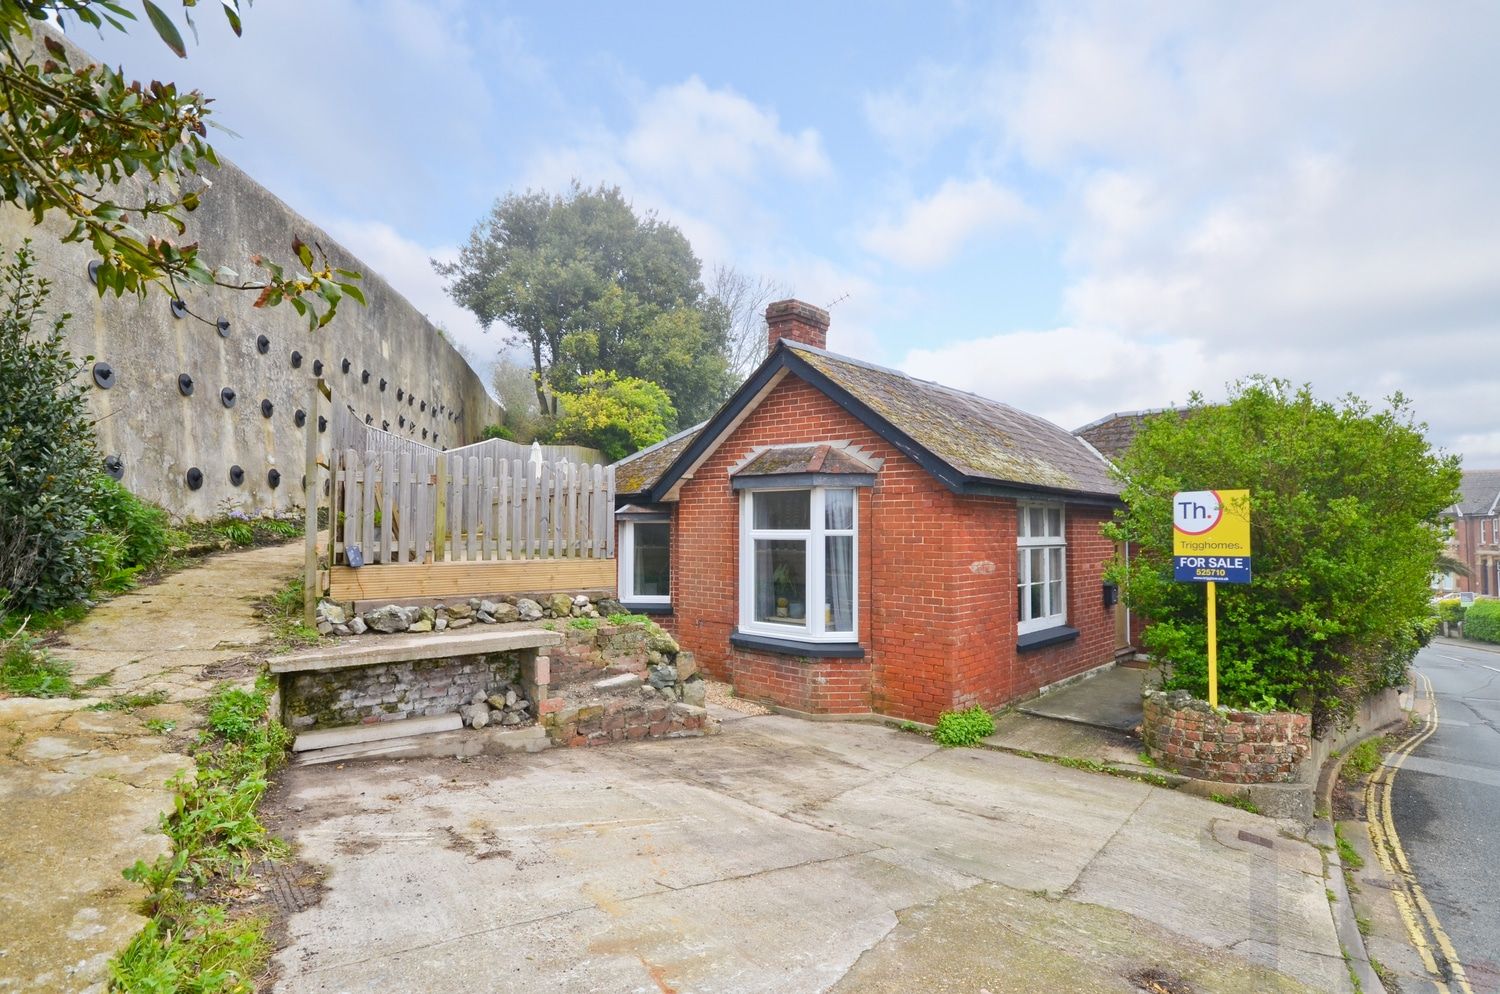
[1363, 671, 1474, 994]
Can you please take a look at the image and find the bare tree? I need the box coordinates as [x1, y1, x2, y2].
[708, 263, 787, 378]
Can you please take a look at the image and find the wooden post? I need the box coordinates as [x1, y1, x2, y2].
[301, 377, 320, 628]
[434, 455, 448, 564]
[1207, 580, 1218, 708]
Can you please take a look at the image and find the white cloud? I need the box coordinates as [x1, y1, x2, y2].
[860, 178, 1027, 269]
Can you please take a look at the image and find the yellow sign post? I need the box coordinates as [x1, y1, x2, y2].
[1173, 490, 1252, 708]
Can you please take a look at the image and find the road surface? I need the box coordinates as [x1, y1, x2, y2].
[1394, 641, 1500, 992]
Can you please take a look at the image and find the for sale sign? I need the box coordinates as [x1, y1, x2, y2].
[1172, 490, 1251, 584]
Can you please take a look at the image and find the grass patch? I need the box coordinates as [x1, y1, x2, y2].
[88, 689, 170, 712]
[932, 705, 997, 747]
[1339, 736, 1389, 782]
[1335, 823, 1366, 870]
[1210, 792, 1261, 815]
[255, 577, 320, 650]
[111, 675, 290, 993]
[0, 630, 77, 697]
[567, 616, 598, 630]
[145, 718, 177, 735]
[607, 611, 651, 626]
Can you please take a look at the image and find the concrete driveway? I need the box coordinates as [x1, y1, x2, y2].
[270, 710, 1350, 994]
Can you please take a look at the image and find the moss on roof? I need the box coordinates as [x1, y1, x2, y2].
[789, 344, 1120, 496]
[612, 423, 704, 497]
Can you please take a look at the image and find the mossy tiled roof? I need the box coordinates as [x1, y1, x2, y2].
[613, 422, 705, 497]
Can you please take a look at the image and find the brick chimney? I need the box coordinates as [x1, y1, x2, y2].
[766, 299, 830, 352]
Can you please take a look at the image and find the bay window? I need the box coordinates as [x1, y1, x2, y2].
[1017, 502, 1066, 634]
[739, 488, 856, 642]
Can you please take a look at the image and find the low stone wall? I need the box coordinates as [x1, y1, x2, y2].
[315, 591, 623, 636]
[283, 653, 526, 731]
[1142, 689, 1312, 784]
[541, 697, 710, 747]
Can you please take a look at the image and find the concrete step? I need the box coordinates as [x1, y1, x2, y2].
[291, 713, 462, 753]
[292, 723, 549, 765]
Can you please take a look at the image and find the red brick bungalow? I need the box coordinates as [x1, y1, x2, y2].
[613, 300, 1126, 723]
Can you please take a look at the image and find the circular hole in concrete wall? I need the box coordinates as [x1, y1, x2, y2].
[229, 465, 245, 486]
[257, 334, 270, 354]
[220, 387, 236, 408]
[178, 373, 195, 396]
[396, 388, 404, 401]
[294, 409, 306, 427]
[104, 454, 124, 480]
[217, 318, 231, 338]
[408, 394, 415, 406]
[341, 358, 351, 373]
[379, 378, 387, 391]
[291, 351, 303, 369]
[261, 399, 274, 418]
[361, 369, 370, 384]
[420, 400, 426, 412]
[312, 359, 324, 376]
[267, 469, 282, 489]
[421, 428, 428, 439]
[365, 414, 373, 425]
[398, 415, 406, 428]
[92, 362, 115, 389]
[318, 416, 327, 433]
[87, 260, 102, 285]
[381, 420, 390, 431]
[186, 467, 204, 490]
[171, 299, 188, 320]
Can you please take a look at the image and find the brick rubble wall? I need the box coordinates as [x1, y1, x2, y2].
[1142, 689, 1311, 784]
[542, 698, 709, 746]
[284, 653, 522, 729]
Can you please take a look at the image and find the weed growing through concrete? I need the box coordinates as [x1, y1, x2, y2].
[87, 689, 170, 712]
[1338, 735, 1392, 783]
[0, 629, 76, 697]
[111, 675, 290, 992]
[1209, 792, 1261, 815]
[931, 705, 996, 747]
[257, 577, 320, 650]
[145, 718, 177, 734]
[1335, 823, 1365, 871]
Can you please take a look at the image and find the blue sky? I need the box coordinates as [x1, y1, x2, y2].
[81, 2, 1500, 465]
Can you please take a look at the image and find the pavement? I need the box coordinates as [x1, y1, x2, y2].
[0, 542, 300, 994]
[1016, 664, 1150, 732]
[1388, 640, 1500, 992]
[270, 707, 1352, 994]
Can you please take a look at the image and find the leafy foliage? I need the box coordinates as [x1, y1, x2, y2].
[0, 2, 362, 328]
[1105, 377, 1460, 733]
[1464, 600, 1500, 644]
[90, 474, 172, 588]
[1435, 598, 1466, 625]
[114, 675, 289, 992]
[479, 423, 514, 441]
[548, 370, 675, 461]
[0, 629, 76, 697]
[0, 244, 101, 613]
[437, 182, 734, 424]
[931, 705, 996, 747]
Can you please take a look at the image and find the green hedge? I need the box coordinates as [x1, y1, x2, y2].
[1465, 600, 1500, 644]
[1436, 598, 1467, 625]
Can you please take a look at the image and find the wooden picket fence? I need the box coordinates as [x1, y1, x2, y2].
[331, 448, 615, 566]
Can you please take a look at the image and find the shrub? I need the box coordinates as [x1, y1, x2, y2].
[0, 243, 100, 614]
[548, 370, 675, 462]
[1106, 377, 1460, 734]
[1435, 598, 1466, 625]
[1465, 600, 1500, 644]
[932, 705, 996, 747]
[479, 423, 514, 441]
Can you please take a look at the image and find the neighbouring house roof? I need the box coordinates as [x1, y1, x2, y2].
[1074, 407, 1188, 463]
[613, 421, 706, 499]
[643, 340, 1122, 505]
[1450, 469, 1500, 516]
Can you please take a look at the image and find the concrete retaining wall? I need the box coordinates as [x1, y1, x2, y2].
[1, 28, 498, 519]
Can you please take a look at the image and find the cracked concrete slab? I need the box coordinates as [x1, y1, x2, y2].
[0, 542, 299, 994]
[271, 713, 1351, 993]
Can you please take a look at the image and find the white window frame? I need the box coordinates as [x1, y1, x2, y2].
[618, 518, 671, 606]
[1017, 502, 1067, 635]
[738, 487, 858, 643]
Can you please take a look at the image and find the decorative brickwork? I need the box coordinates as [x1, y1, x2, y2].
[1142, 689, 1312, 784]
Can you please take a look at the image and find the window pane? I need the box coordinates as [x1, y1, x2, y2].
[1030, 548, 1046, 584]
[632, 523, 670, 597]
[1047, 508, 1063, 537]
[1049, 546, 1064, 582]
[1029, 581, 1044, 620]
[1017, 507, 1030, 538]
[753, 490, 810, 530]
[825, 489, 854, 530]
[1048, 579, 1064, 615]
[1028, 507, 1046, 537]
[754, 539, 807, 626]
[825, 535, 854, 632]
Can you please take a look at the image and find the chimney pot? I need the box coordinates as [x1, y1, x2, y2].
[766, 298, 830, 352]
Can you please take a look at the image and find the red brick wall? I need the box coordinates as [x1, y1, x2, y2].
[1142, 690, 1311, 784]
[652, 371, 1118, 722]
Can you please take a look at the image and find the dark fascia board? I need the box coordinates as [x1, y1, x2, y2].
[619, 601, 673, 616]
[649, 343, 1123, 507]
[732, 472, 876, 491]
